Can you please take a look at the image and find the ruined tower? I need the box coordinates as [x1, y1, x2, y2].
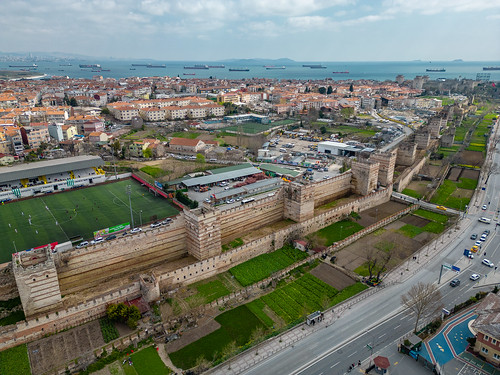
[351, 160, 379, 196]
[184, 205, 222, 260]
[283, 181, 315, 222]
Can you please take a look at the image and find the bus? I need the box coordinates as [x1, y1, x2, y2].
[241, 198, 255, 204]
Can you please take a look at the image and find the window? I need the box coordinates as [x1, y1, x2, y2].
[485, 335, 490, 341]
[482, 347, 489, 354]
[493, 339, 498, 345]
[494, 353, 500, 360]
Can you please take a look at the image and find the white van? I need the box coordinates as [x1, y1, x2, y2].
[478, 217, 491, 224]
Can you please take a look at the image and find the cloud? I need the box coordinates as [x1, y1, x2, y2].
[287, 15, 330, 30]
[240, 0, 352, 17]
[383, 0, 500, 15]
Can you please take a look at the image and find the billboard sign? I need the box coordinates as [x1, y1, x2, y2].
[154, 181, 163, 189]
[94, 222, 130, 238]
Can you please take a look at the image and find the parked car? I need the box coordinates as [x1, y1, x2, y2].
[161, 218, 173, 225]
[470, 233, 477, 240]
[105, 235, 117, 241]
[130, 227, 142, 234]
[470, 273, 480, 281]
[450, 279, 461, 287]
[76, 241, 89, 249]
[150, 222, 161, 228]
[436, 206, 447, 211]
[483, 230, 490, 236]
[482, 259, 494, 267]
[474, 241, 483, 248]
[482, 204, 488, 210]
[91, 237, 104, 245]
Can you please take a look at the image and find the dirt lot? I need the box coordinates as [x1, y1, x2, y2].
[461, 168, 480, 180]
[405, 181, 431, 196]
[459, 150, 484, 166]
[165, 317, 221, 354]
[420, 163, 443, 178]
[310, 263, 356, 290]
[28, 321, 104, 375]
[400, 215, 430, 228]
[447, 167, 462, 181]
[333, 214, 440, 273]
[356, 201, 408, 228]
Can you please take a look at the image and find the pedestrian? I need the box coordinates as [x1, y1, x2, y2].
[21, 211, 24, 216]
[358, 360, 361, 366]
[484, 252, 487, 257]
[8, 223, 11, 227]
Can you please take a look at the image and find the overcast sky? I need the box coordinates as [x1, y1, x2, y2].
[1, 0, 500, 61]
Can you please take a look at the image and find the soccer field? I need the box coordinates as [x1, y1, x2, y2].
[221, 122, 275, 134]
[0, 179, 179, 263]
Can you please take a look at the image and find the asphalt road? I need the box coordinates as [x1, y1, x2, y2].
[241, 123, 500, 375]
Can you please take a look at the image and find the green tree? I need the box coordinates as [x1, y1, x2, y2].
[327, 86, 333, 95]
[101, 107, 110, 115]
[143, 148, 153, 158]
[320, 126, 327, 134]
[340, 107, 354, 120]
[111, 140, 121, 155]
[349, 83, 354, 92]
[69, 97, 78, 107]
[196, 153, 206, 164]
[318, 87, 326, 95]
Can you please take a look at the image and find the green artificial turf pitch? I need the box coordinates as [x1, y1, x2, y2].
[0, 179, 179, 262]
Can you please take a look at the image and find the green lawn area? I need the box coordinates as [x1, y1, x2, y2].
[246, 299, 274, 328]
[186, 279, 231, 305]
[139, 166, 168, 178]
[272, 119, 297, 126]
[169, 305, 265, 369]
[229, 245, 308, 286]
[398, 224, 424, 238]
[128, 346, 172, 375]
[260, 273, 337, 324]
[170, 131, 200, 139]
[430, 180, 471, 210]
[456, 177, 478, 190]
[316, 219, 365, 246]
[438, 145, 460, 157]
[402, 188, 422, 199]
[0, 179, 179, 262]
[221, 122, 276, 134]
[0, 344, 31, 375]
[325, 125, 377, 138]
[413, 209, 448, 224]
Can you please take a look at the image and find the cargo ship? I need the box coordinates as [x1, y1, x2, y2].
[9, 63, 38, 68]
[79, 64, 101, 68]
[208, 65, 225, 68]
[426, 68, 446, 72]
[332, 71, 349, 74]
[265, 66, 286, 70]
[183, 73, 196, 75]
[303, 64, 326, 69]
[184, 65, 209, 69]
[147, 64, 166, 68]
[483, 67, 500, 71]
[131, 63, 150, 66]
[59, 63, 72, 66]
[229, 68, 250, 71]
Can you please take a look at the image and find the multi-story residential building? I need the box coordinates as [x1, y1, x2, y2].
[89, 131, 109, 143]
[472, 293, 500, 367]
[61, 125, 78, 140]
[141, 107, 166, 122]
[164, 106, 188, 120]
[83, 119, 105, 135]
[168, 137, 205, 153]
[20, 125, 50, 149]
[4, 127, 24, 155]
[0, 93, 18, 108]
[113, 106, 139, 121]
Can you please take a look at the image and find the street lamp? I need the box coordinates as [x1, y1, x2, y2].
[126, 185, 135, 229]
[140, 210, 143, 227]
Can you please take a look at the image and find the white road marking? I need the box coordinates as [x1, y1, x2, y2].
[348, 351, 357, 357]
[331, 362, 340, 368]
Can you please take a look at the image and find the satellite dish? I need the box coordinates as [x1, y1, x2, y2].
[94, 94, 100, 100]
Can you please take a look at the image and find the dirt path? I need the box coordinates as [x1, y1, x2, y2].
[157, 344, 183, 374]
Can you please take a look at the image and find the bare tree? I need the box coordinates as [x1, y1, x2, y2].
[375, 251, 393, 281]
[401, 282, 443, 332]
[194, 356, 211, 374]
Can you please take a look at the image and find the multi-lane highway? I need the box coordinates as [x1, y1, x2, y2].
[240, 123, 500, 375]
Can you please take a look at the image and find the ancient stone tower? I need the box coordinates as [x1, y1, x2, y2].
[370, 149, 397, 187]
[184, 205, 222, 260]
[13, 245, 62, 317]
[396, 142, 417, 166]
[283, 181, 315, 222]
[351, 160, 379, 196]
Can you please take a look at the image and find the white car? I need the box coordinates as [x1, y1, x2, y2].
[91, 237, 104, 245]
[482, 259, 494, 268]
[150, 222, 161, 228]
[227, 199, 235, 204]
[474, 241, 483, 248]
[470, 273, 480, 281]
[130, 227, 142, 234]
[482, 205, 488, 210]
[76, 241, 89, 249]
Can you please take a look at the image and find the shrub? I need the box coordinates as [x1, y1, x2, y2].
[175, 191, 198, 209]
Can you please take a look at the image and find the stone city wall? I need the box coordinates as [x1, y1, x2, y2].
[395, 155, 429, 192]
[311, 172, 352, 207]
[54, 215, 188, 296]
[218, 190, 285, 243]
[159, 187, 392, 287]
[0, 282, 141, 351]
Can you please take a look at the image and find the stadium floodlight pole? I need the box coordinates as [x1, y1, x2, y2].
[140, 210, 143, 226]
[112, 148, 118, 180]
[126, 185, 135, 229]
[13, 241, 17, 252]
